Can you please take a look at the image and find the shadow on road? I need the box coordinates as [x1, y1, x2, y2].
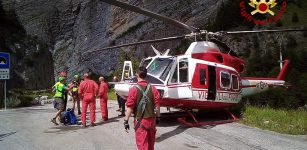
[0, 131, 17, 141]
[156, 117, 216, 142]
[155, 110, 238, 142]
[44, 116, 121, 134]
[96, 116, 121, 126]
[156, 126, 188, 142]
[159, 110, 234, 127]
[44, 125, 83, 134]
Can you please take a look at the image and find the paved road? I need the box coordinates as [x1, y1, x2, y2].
[0, 100, 306, 150]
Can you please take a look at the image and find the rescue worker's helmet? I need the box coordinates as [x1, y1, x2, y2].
[59, 77, 65, 82]
[74, 75, 80, 80]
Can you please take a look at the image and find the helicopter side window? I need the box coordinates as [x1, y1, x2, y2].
[200, 69, 206, 85]
[171, 66, 178, 83]
[220, 71, 230, 88]
[179, 58, 188, 83]
[232, 74, 239, 90]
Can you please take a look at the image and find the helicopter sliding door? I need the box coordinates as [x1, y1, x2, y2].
[207, 65, 216, 100]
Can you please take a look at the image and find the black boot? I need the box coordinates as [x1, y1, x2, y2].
[51, 118, 59, 125]
[90, 123, 96, 127]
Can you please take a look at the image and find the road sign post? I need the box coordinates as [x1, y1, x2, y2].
[0, 52, 10, 110]
[4, 80, 6, 110]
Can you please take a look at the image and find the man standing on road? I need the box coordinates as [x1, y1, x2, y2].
[99, 76, 109, 121]
[59, 71, 69, 111]
[69, 74, 81, 115]
[51, 77, 68, 125]
[124, 66, 160, 150]
[113, 76, 122, 112]
[118, 97, 126, 117]
[113, 75, 126, 116]
[78, 73, 98, 127]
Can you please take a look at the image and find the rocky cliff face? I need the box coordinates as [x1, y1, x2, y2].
[0, 1, 54, 90]
[1, 0, 226, 86]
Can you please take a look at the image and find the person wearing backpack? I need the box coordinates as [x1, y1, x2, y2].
[51, 77, 68, 125]
[123, 66, 160, 150]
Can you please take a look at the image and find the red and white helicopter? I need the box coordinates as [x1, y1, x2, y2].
[88, 0, 304, 127]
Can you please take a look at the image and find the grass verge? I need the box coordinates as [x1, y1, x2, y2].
[241, 105, 307, 135]
[108, 89, 117, 101]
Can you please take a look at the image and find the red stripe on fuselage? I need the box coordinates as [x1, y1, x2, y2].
[160, 98, 234, 110]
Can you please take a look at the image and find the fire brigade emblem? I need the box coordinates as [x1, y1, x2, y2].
[249, 0, 277, 15]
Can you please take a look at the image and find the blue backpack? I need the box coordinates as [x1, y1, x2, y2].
[60, 108, 77, 125]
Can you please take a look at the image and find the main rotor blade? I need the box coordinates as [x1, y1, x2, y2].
[85, 35, 185, 53]
[220, 29, 306, 34]
[100, 0, 199, 32]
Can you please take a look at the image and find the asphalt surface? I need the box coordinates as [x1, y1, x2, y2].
[0, 100, 306, 150]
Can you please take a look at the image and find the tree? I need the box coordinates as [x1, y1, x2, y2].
[275, 20, 283, 27]
[303, 26, 307, 37]
[286, 35, 297, 48]
[292, 12, 299, 23]
[112, 50, 140, 78]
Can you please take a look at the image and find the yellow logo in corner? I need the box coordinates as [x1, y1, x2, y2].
[249, 0, 277, 16]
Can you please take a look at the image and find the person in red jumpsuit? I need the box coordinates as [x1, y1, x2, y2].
[124, 66, 160, 150]
[99, 76, 109, 121]
[78, 73, 98, 127]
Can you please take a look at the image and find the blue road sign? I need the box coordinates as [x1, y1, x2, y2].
[0, 52, 10, 69]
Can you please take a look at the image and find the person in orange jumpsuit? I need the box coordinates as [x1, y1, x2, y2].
[78, 73, 98, 127]
[124, 66, 160, 150]
[99, 76, 109, 121]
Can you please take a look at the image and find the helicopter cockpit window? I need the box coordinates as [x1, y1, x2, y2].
[220, 71, 230, 88]
[232, 74, 239, 90]
[147, 58, 174, 81]
[141, 58, 152, 68]
[179, 58, 188, 83]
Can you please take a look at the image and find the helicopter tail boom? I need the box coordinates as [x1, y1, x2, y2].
[241, 59, 290, 97]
